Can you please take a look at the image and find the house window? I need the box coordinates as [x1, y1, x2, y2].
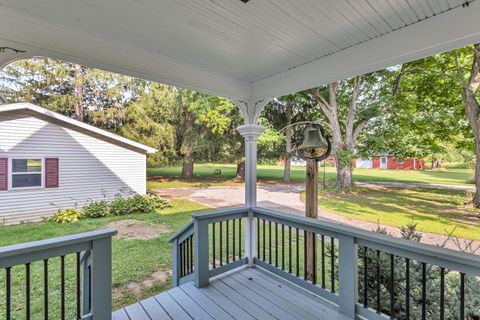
[10, 159, 43, 188]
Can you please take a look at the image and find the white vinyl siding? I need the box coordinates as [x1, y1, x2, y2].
[0, 111, 147, 224]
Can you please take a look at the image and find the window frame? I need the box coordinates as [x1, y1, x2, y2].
[8, 157, 45, 190]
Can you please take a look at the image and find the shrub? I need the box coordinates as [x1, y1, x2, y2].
[144, 194, 171, 210]
[109, 194, 171, 216]
[109, 196, 132, 216]
[53, 208, 82, 224]
[83, 200, 110, 218]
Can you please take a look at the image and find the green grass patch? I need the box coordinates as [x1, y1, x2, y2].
[147, 163, 474, 190]
[0, 199, 209, 317]
[310, 187, 480, 240]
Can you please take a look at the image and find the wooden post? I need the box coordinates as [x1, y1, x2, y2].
[90, 237, 112, 319]
[172, 238, 180, 287]
[338, 234, 358, 318]
[194, 218, 210, 287]
[305, 159, 318, 281]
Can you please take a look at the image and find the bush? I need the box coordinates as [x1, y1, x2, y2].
[52, 208, 82, 224]
[83, 200, 110, 218]
[109, 196, 133, 216]
[109, 194, 171, 216]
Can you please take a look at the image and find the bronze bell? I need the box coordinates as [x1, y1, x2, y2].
[298, 126, 327, 151]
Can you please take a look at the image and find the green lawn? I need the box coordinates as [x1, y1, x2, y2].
[147, 164, 473, 190]
[311, 187, 480, 241]
[0, 199, 209, 318]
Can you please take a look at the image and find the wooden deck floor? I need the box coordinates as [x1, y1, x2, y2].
[112, 267, 350, 320]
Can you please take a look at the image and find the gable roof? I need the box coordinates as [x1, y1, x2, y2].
[0, 103, 157, 154]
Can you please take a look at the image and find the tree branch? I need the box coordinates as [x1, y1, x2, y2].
[309, 88, 333, 121]
[352, 119, 369, 143]
[346, 76, 361, 142]
[468, 43, 480, 93]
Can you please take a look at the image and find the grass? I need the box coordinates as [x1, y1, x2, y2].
[147, 163, 474, 190]
[309, 186, 480, 241]
[0, 199, 209, 318]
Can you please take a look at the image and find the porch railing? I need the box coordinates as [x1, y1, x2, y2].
[0, 228, 116, 320]
[171, 207, 480, 319]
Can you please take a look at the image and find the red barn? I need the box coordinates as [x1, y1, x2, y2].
[358, 156, 424, 170]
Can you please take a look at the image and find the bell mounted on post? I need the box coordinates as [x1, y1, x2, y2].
[296, 123, 332, 161]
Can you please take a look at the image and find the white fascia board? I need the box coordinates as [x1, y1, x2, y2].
[0, 7, 252, 100]
[0, 103, 158, 154]
[251, 2, 480, 100]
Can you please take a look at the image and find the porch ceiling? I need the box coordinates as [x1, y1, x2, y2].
[0, 0, 480, 100]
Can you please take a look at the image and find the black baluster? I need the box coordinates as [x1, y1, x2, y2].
[269, 221, 272, 264]
[220, 221, 223, 266]
[460, 272, 465, 320]
[61, 255, 65, 320]
[331, 238, 335, 293]
[76, 253, 81, 319]
[190, 236, 194, 272]
[180, 242, 185, 277]
[304, 230, 307, 280]
[376, 250, 380, 314]
[282, 224, 285, 270]
[26, 263, 31, 320]
[212, 222, 216, 269]
[363, 247, 368, 308]
[226, 220, 230, 264]
[390, 254, 395, 318]
[238, 218, 241, 258]
[406, 258, 410, 320]
[233, 219, 237, 261]
[440, 267, 445, 320]
[6, 267, 11, 320]
[254, 218, 257, 260]
[322, 235, 326, 289]
[312, 232, 317, 285]
[187, 237, 190, 274]
[288, 226, 292, 274]
[275, 222, 278, 267]
[296, 228, 300, 277]
[263, 219, 266, 261]
[422, 262, 426, 320]
[44, 259, 49, 320]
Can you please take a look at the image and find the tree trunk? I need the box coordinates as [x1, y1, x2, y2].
[305, 159, 318, 281]
[74, 64, 84, 122]
[283, 103, 293, 182]
[474, 140, 480, 206]
[236, 160, 245, 180]
[181, 160, 194, 179]
[335, 158, 353, 189]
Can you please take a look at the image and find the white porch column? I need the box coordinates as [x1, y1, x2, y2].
[232, 97, 270, 266]
[237, 124, 264, 266]
[237, 124, 265, 207]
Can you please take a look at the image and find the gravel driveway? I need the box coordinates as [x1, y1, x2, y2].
[152, 183, 480, 253]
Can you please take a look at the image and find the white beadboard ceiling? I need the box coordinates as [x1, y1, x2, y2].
[0, 0, 479, 100]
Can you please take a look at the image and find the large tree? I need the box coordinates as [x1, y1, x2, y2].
[391, 45, 479, 204]
[309, 71, 395, 188]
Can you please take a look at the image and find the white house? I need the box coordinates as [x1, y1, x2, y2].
[0, 103, 156, 224]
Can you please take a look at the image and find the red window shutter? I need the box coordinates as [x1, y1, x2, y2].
[45, 158, 59, 188]
[0, 158, 7, 191]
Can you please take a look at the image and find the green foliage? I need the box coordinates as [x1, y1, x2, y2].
[110, 194, 171, 216]
[52, 208, 83, 224]
[82, 200, 110, 218]
[334, 148, 354, 168]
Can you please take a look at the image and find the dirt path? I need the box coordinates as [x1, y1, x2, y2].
[153, 183, 480, 253]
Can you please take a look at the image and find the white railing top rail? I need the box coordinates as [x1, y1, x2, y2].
[252, 207, 480, 276]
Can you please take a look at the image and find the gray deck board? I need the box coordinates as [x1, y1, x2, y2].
[140, 296, 172, 319]
[114, 266, 348, 320]
[124, 303, 150, 320]
[181, 282, 236, 320]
